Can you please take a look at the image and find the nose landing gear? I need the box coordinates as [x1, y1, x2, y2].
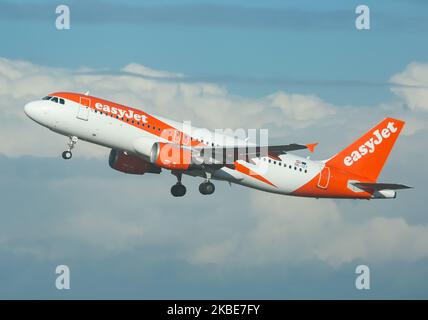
[61, 150, 72, 160]
[62, 136, 78, 160]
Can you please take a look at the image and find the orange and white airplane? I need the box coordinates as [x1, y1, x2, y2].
[24, 92, 410, 198]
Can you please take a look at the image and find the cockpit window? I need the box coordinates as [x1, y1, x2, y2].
[43, 96, 65, 105]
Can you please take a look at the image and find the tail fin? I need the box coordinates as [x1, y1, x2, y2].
[326, 118, 405, 181]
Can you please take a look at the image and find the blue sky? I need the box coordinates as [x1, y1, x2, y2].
[0, 0, 428, 299]
[1, 0, 428, 104]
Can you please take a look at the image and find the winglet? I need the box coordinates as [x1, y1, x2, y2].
[306, 143, 318, 153]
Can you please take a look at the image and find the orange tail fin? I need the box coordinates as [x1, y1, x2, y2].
[326, 118, 405, 181]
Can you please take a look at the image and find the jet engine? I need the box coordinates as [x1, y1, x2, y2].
[150, 142, 195, 170]
[109, 149, 161, 174]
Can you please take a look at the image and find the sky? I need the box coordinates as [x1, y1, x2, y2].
[0, 0, 428, 299]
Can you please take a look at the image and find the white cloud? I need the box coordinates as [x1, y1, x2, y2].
[390, 62, 428, 111]
[121, 63, 183, 78]
[317, 216, 428, 266]
[1, 57, 427, 160]
[267, 92, 336, 126]
[0, 57, 346, 158]
[189, 192, 428, 268]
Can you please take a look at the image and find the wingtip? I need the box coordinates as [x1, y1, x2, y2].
[306, 143, 318, 153]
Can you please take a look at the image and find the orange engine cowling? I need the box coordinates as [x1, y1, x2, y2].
[109, 149, 161, 174]
[150, 142, 193, 170]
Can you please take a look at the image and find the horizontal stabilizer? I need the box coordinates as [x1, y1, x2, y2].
[352, 182, 412, 191]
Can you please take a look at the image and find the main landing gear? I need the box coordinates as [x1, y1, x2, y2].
[170, 171, 216, 197]
[62, 136, 78, 160]
[199, 171, 215, 195]
[171, 171, 187, 197]
[199, 181, 215, 195]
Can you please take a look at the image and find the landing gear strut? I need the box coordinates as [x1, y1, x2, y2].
[199, 172, 215, 195]
[62, 136, 78, 160]
[171, 171, 186, 197]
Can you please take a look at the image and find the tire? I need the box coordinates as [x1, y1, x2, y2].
[199, 183, 207, 195]
[199, 181, 215, 195]
[171, 184, 186, 197]
[62, 151, 72, 160]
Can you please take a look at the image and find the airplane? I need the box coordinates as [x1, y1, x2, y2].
[24, 92, 411, 198]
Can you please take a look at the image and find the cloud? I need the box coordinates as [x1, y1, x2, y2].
[2, 158, 426, 269]
[390, 62, 428, 111]
[121, 63, 183, 79]
[2, 57, 428, 160]
[0, 57, 339, 158]
[188, 192, 428, 268]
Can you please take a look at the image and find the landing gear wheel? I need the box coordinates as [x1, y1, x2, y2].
[62, 136, 78, 160]
[171, 183, 186, 197]
[62, 150, 72, 160]
[199, 181, 215, 195]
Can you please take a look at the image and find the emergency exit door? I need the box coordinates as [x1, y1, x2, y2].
[317, 166, 330, 189]
[77, 97, 91, 121]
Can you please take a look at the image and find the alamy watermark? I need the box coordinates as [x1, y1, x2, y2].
[56, 5, 70, 30]
[355, 264, 370, 290]
[55, 264, 70, 290]
[355, 5, 370, 30]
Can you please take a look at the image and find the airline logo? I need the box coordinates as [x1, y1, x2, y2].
[343, 121, 398, 166]
[95, 102, 148, 123]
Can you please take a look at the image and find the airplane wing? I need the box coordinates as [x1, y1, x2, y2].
[352, 182, 412, 191]
[193, 143, 317, 165]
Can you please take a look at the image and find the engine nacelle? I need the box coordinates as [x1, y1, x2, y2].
[150, 142, 194, 170]
[109, 149, 161, 174]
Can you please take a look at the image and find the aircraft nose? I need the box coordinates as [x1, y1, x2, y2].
[24, 101, 37, 119]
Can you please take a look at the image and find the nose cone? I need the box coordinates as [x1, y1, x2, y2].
[24, 101, 48, 125]
[24, 101, 37, 119]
